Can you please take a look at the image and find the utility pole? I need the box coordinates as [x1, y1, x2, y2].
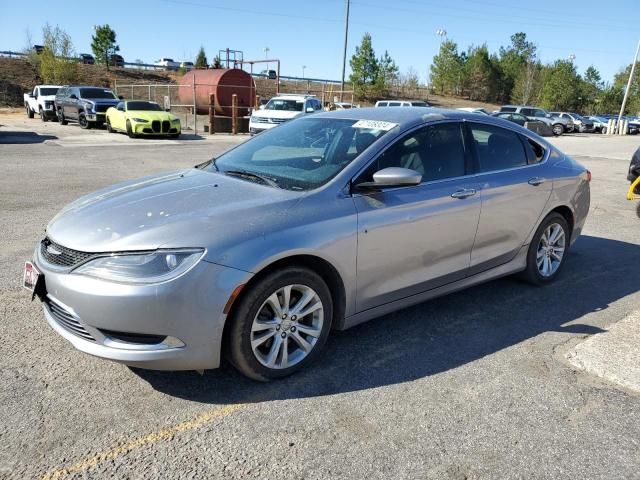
[340, 0, 350, 102]
[617, 39, 640, 133]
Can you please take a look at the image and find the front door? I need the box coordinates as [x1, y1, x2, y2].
[353, 122, 481, 312]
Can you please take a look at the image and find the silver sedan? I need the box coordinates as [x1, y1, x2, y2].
[26, 108, 591, 381]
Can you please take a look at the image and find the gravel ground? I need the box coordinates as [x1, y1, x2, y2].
[0, 115, 639, 479]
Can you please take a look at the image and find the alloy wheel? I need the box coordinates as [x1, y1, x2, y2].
[536, 222, 566, 277]
[250, 284, 324, 370]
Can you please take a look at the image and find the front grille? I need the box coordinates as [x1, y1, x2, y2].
[45, 296, 95, 342]
[162, 120, 170, 132]
[45, 100, 54, 108]
[269, 117, 288, 124]
[40, 238, 93, 268]
[253, 117, 269, 123]
[94, 104, 110, 113]
[152, 120, 161, 133]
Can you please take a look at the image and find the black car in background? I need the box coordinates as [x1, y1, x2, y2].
[491, 112, 552, 135]
[54, 86, 120, 129]
[79, 53, 95, 64]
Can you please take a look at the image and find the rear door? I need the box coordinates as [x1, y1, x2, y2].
[466, 122, 552, 273]
[353, 121, 481, 311]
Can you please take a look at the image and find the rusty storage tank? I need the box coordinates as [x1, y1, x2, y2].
[178, 69, 255, 117]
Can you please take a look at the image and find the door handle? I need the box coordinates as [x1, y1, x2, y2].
[528, 177, 546, 186]
[450, 188, 477, 199]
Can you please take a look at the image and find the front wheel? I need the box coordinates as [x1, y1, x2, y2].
[106, 118, 114, 133]
[126, 120, 136, 138]
[552, 123, 564, 136]
[227, 267, 333, 381]
[39, 108, 48, 122]
[57, 109, 68, 125]
[518, 213, 570, 285]
[78, 112, 91, 129]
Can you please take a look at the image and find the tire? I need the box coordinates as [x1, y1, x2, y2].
[106, 118, 114, 133]
[518, 213, 570, 286]
[78, 112, 91, 129]
[169, 133, 180, 139]
[126, 120, 136, 138]
[602, 127, 607, 135]
[39, 108, 48, 122]
[26, 104, 34, 118]
[57, 109, 68, 125]
[227, 266, 333, 381]
[552, 123, 564, 136]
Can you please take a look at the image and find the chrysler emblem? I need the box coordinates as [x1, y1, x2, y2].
[46, 244, 62, 255]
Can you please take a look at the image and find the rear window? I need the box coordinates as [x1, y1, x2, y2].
[469, 123, 528, 172]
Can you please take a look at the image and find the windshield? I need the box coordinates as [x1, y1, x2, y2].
[127, 101, 162, 111]
[80, 88, 117, 99]
[39, 88, 59, 96]
[571, 113, 586, 121]
[265, 99, 304, 112]
[209, 117, 391, 190]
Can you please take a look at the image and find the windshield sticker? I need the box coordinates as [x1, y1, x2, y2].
[352, 120, 398, 131]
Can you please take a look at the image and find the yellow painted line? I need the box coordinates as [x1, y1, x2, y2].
[41, 404, 244, 480]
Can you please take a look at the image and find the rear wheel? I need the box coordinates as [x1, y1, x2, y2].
[552, 123, 564, 136]
[26, 104, 34, 118]
[227, 267, 333, 381]
[518, 213, 570, 285]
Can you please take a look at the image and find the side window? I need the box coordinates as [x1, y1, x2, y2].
[522, 136, 546, 164]
[534, 109, 546, 118]
[520, 108, 533, 116]
[501, 107, 516, 113]
[358, 123, 466, 184]
[388, 102, 401, 107]
[469, 123, 528, 172]
[314, 100, 322, 111]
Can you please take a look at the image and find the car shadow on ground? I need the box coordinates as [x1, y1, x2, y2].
[0, 131, 57, 144]
[135, 235, 639, 403]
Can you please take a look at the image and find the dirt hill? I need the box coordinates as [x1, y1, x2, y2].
[0, 56, 499, 112]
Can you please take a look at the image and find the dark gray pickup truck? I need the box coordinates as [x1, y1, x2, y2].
[54, 86, 120, 129]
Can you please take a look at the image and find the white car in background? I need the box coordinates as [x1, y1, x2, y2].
[23, 85, 62, 121]
[375, 100, 430, 107]
[249, 94, 323, 134]
[155, 58, 180, 71]
[457, 107, 490, 115]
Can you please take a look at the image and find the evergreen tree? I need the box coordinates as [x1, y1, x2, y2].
[430, 40, 464, 95]
[349, 33, 379, 98]
[195, 46, 208, 68]
[91, 24, 119, 70]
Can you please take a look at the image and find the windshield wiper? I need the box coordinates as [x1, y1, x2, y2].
[223, 169, 280, 188]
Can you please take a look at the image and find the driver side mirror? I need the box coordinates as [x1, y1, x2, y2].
[306, 107, 315, 113]
[354, 167, 422, 191]
[118, 95, 124, 100]
[259, 104, 265, 110]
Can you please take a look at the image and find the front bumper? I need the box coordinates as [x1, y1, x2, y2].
[85, 112, 106, 123]
[33, 247, 251, 370]
[131, 120, 181, 136]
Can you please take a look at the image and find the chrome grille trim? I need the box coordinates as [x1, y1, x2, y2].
[45, 296, 95, 342]
[40, 238, 94, 268]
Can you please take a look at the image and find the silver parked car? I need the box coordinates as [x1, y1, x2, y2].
[25, 109, 591, 381]
[500, 105, 572, 135]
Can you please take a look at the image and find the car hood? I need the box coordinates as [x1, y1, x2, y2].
[38, 95, 57, 101]
[46, 169, 302, 258]
[252, 109, 302, 120]
[126, 111, 177, 121]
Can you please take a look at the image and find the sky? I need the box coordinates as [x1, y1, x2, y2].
[1, 0, 638, 84]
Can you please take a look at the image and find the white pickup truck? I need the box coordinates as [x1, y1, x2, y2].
[24, 85, 62, 121]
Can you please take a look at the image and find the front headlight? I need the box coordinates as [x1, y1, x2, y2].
[131, 117, 149, 123]
[73, 249, 205, 284]
[171, 118, 180, 123]
[82, 101, 94, 111]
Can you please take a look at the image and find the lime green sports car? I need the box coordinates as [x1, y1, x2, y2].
[105, 100, 181, 138]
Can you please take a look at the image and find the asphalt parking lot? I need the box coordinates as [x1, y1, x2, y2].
[1, 113, 639, 479]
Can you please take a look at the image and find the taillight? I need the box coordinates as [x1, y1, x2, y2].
[586, 170, 592, 182]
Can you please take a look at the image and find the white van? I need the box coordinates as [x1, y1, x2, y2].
[375, 100, 429, 107]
